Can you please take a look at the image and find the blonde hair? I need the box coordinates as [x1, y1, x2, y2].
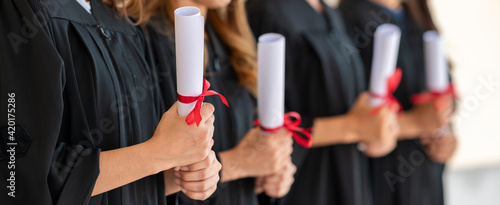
[123, 0, 258, 95]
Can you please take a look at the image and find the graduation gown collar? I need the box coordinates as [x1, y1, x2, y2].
[41, 0, 136, 34]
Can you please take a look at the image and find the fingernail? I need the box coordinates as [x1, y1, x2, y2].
[181, 166, 189, 171]
[174, 172, 180, 178]
[357, 143, 366, 152]
[175, 178, 181, 185]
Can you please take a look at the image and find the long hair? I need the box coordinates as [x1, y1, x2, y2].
[404, 0, 437, 31]
[124, 0, 258, 95]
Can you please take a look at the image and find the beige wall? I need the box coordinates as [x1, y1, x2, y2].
[430, 0, 500, 170]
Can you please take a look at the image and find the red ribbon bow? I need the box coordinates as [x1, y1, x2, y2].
[370, 68, 403, 115]
[254, 112, 313, 148]
[410, 84, 456, 104]
[177, 79, 229, 126]
[410, 83, 456, 111]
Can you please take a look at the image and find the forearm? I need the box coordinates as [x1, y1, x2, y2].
[92, 141, 166, 196]
[311, 115, 358, 147]
[397, 112, 423, 140]
[218, 150, 245, 183]
[164, 169, 181, 196]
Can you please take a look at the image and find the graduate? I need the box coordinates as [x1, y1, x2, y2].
[126, 0, 296, 204]
[246, 0, 402, 204]
[0, 0, 221, 204]
[339, 0, 458, 204]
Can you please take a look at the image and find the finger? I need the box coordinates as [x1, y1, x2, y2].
[420, 137, 432, 145]
[200, 103, 215, 123]
[255, 185, 265, 195]
[276, 128, 293, 139]
[180, 157, 221, 181]
[364, 140, 396, 158]
[360, 91, 371, 102]
[181, 184, 217, 201]
[167, 102, 179, 115]
[204, 114, 215, 127]
[263, 179, 291, 198]
[179, 173, 220, 192]
[182, 150, 216, 172]
[255, 176, 266, 188]
[275, 151, 293, 169]
[265, 173, 283, 183]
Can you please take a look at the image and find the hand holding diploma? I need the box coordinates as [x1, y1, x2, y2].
[359, 24, 402, 157]
[169, 7, 227, 200]
[408, 31, 456, 135]
[217, 34, 295, 196]
[255, 33, 312, 148]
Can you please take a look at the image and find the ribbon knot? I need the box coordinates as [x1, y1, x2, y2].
[177, 79, 229, 126]
[410, 84, 456, 105]
[370, 68, 403, 115]
[254, 112, 313, 148]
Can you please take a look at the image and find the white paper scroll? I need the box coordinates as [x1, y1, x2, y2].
[369, 24, 402, 106]
[175, 7, 205, 116]
[257, 33, 286, 130]
[423, 31, 449, 92]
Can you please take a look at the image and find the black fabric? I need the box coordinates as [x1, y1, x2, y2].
[0, 0, 167, 204]
[339, 1, 445, 205]
[247, 0, 372, 204]
[146, 19, 258, 205]
[0, 125, 32, 160]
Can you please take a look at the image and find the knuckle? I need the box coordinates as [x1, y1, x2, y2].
[196, 152, 207, 162]
[291, 164, 297, 173]
[198, 171, 207, 180]
[216, 161, 222, 172]
[205, 103, 215, 113]
[272, 163, 281, 173]
[201, 191, 211, 200]
[203, 157, 211, 167]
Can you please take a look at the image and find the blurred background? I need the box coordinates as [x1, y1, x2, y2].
[325, 0, 500, 204]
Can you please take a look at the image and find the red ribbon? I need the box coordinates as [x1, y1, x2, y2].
[370, 68, 403, 115]
[253, 112, 313, 148]
[410, 84, 456, 104]
[177, 79, 229, 126]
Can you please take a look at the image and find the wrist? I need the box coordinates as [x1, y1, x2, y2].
[342, 113, 360, 144]
[398, 111, 422, 139]
[218, 149, 246, 182]
[141, 139, 174, 174]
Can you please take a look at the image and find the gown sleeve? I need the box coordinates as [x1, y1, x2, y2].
[0, 1, 99, 204]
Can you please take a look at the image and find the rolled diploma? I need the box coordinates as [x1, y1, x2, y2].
[175, 7, 205, 116]
[369, 24, 402, 106]
[423, 31, 449, 92]
[257, 33, 286, 132]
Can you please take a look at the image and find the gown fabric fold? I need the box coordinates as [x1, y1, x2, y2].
[339, 1, 445, 204]
[247, 0, 373, 204]
[0, 0, 167, 204]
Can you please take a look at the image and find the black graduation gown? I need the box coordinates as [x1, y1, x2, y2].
[146, 19, 258, 205]
[247, 0, 373, 204]
[0, 0, 167, 204]
[339, 1, 445, 205]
